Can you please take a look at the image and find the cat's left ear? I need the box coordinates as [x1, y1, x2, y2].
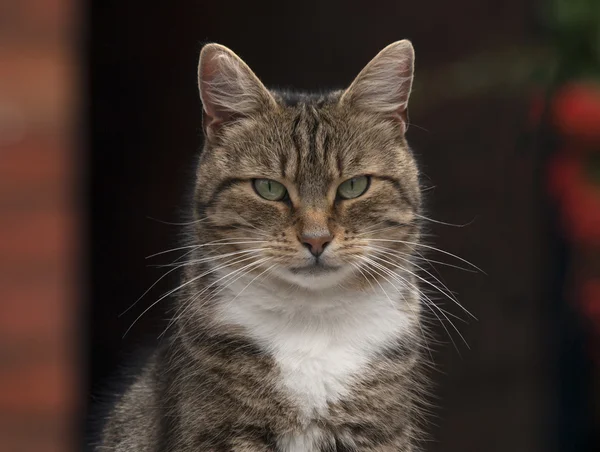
[198, 43, 277, 140]
[340, 40, 414, 134]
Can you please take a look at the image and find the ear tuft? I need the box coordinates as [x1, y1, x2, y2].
[198, 44, 276, 139]
[341, 40, 415, 133]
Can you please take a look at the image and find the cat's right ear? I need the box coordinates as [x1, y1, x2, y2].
[198, 44, 276, 140]
[340, 40, 415, 134]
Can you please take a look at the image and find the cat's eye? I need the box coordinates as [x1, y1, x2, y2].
[253, 179, 288, 201]
[337, 176, 370, 199]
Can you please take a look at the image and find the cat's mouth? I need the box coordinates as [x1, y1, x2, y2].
[288, 261, 341, 275]
[277, 259, 353, 289]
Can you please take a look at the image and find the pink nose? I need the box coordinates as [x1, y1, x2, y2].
[300, 234, 333, 257]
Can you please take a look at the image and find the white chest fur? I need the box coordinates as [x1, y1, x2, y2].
[216, 280, 415, 421]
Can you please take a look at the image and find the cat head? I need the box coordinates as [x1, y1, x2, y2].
[193, 41, 421, 291]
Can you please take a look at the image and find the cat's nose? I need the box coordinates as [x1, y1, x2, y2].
[300, 234, 333, 257]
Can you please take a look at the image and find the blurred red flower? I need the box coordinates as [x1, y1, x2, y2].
[548, 153, 600, 246]
[552, 82, 600, 143]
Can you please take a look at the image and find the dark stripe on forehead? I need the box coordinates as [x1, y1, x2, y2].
[290, 112, 302, 154]
[322, 133, 331, 167]
[293, 107, 309, 181]
[307, 108, 321, 166]
[319, 113, 333, 168]
[290, 111, 303, 181]
[336, 151, 344, 178]
[279, 146, 288, 178]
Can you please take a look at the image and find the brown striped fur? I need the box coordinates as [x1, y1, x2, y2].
[97, 41, 432, 452]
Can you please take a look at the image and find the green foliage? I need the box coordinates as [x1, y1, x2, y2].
[543, 0, 600, 77]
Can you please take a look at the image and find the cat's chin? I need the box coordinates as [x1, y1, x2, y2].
[276, 264, 354, 290]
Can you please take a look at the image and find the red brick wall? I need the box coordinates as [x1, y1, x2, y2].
[0, 1, 80, 451]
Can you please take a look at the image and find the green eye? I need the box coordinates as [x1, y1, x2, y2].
[253, 179, 288, 201]
[337, 176, 370, 199]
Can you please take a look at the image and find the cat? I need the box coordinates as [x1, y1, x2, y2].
[97, 40, 432, 452]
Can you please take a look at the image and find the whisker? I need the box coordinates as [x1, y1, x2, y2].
[355, 224, 410, 237]
[166, 257, 271, 335]
[119, 263, 184, 317]
[349, 261, 378, 296]
[208, 214, 273, 238]
[194, 257, 272, 310]
[368, 239, 485, 274]
[146, 244, 202, 259]
[123, 243, 260, 315]
[145, 239, 268, 259]
[367, 248, 475, 320]
[359, 256, 468, 351]
[369, 253, 470, 324]
[353, 260, 434, 358]
[216, 224, 272, 239]
[413, 213, 477, 228]
[370, 244, 475, 273]
[355, 260, 399, 312]
[405, 121, 429, 132]
[122, 253, 264, 338]
[228, 262, 277, 304]
[152, 248, 269, 268]
[146, 216, 211, 226]
[354, 220, 394, 236]
[198, 261, 279, 330]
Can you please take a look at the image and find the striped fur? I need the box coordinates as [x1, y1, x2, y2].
[97, 41, 431, 452]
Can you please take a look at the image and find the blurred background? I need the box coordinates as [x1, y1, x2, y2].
[1, 0, 600, 451]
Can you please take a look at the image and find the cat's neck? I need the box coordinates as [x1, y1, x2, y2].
[212, 275, 421, 350]
[210, 276, 421, 421]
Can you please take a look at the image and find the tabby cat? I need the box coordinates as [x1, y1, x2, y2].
[98, 40, 432, 451]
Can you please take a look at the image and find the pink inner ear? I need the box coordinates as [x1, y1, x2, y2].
[341, 41, 414, 134]
[198, 45, 275, 139]
[199, 51, 226, 124]
[198, 50, 245, 137]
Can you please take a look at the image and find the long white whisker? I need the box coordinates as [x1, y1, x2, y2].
[356, 260, 398, 311]
[146, 216, 211, 226]
[354, 220, 399, 237]
[228, 263, 277, 304]
[194, 258, 272, 310]
[355, 224, 411, 237]
[370, 252, 457, 301]
[370, 244, 475, 273]
[145, 239, 268, 259]
[167, 257, 271, 335]
[349, 261, 378, 296]
[359, 256, 468, 351]
[119, 263, 184, 317]
[152, 248, 268, 268]
[216, 225, 272, 239]
[367, 248, 476, 320]
[413, 213, 476, 228]
[123, 253, 264, 338]
[353, 260, 434, 358]
[124, 244, 261, 316]
[197, 261, 279, 331]
[368, 239, 485, 273]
